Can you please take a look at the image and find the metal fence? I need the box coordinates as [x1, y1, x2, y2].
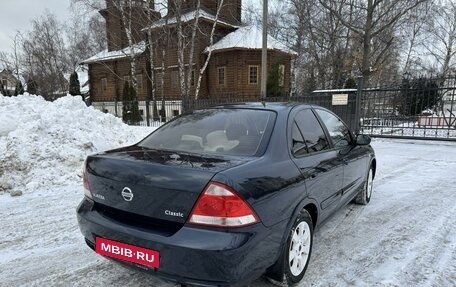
[91, 93, 359, 129]
[91, 75, 456, 141]
[91, 100, 183, 127]
[359, 77, 456, 141]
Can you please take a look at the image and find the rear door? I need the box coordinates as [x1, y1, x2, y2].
[314, 108, 369, 203]
[290, 108, 345, 221]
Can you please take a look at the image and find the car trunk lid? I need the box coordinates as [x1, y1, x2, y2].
[86, 147, 246, 233]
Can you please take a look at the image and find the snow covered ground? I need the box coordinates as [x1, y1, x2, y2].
[0, 94, 153, 196]
[1, 95, 455, 287]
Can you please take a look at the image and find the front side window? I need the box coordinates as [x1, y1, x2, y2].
[315, 109, 352, 148]
[294, 109, 329, 153]
[139, 109, 276, 156]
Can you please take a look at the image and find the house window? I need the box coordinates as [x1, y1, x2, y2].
[1, 78, 7, 87]
[278, 64, 285, 87]
[101, 78, 107, 91]
[249, 65, 259, 85]
[136, 74, 143, 90]
[217, 67, 225, 85]
[156, 73, 163, 89]
[171, 70, 179, 88]
[168, 31, 178, 49]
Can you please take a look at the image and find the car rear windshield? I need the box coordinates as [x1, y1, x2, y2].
[138, 108, 276, 156]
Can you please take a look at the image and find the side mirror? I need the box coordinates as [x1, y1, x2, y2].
[356, 134, 371, 146]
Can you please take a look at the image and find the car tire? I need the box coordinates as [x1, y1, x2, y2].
[280, 209, 313, 286]
[355, 166, 374, 205]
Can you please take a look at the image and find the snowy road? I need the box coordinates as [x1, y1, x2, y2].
[1, 139, 455, 287]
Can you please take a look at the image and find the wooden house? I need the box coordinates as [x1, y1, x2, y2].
[0, 69, 19, 96]
[82, 0, 295, 104]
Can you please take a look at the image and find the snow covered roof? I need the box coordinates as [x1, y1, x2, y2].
[144, 9, 239, 30]
[81, 41, 146, 64]
[205, 25, 296, 55]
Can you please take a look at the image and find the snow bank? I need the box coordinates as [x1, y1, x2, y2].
[0, 94, 154, 196]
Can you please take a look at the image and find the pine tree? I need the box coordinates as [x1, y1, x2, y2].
[27, 79, 38, 95]
[122, 82, 142, 125]
[14, 81, 25, 96]
[69, 71, 81, 96]
[399, 78, 440, 116]
[267, 61, 282, 98]
[344, 78, 357, 89]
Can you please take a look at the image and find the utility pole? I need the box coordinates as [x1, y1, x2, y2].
[261, 0, 268, 98]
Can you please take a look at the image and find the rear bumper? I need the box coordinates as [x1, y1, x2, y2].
[76, 198, 285, 286]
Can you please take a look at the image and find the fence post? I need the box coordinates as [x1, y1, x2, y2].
[355, 76, 364, 134]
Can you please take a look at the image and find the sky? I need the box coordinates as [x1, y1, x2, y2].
[0, 0, 72, 53]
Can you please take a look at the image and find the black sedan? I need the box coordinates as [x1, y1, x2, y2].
[77, 103, 376, 286]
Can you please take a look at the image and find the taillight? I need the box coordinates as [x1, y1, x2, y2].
[83, 160, 92, 199]
[188, 182, 260, 227]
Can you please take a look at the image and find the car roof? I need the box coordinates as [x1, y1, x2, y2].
[204, 102, 313, 112]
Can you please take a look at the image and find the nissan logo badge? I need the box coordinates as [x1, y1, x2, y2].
[121, 187, 134, 202]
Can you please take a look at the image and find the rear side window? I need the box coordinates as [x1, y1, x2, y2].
[315, 109, 352, 148]
[294, 109, 329, 153]
[139, 109, 275, 156]
[291, 121, 308, 156]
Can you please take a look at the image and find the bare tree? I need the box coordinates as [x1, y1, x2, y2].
[67, 3, 107, 70]
[67, 18, 98, 70]
[0, 32, 24, 86]
[73, 0, 149, 93]
[0, 52, 11, 71]
[173, 0, 190, 104]
[423, 0, 456, 76]
[21, 12, 70, 99]
[399, 2, 431, 74]
[319, 0, 428, 81]
[195, 0, 225, 100]
[144, 0, 161, 121]
[171, 0, 225, 103]
[285, 0, 356, 90]
[113, 0, 139, 90]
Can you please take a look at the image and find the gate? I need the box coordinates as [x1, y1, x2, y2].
[303, 76, 456, 141]
[360, 76, 456, 141]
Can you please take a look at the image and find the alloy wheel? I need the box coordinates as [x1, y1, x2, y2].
[288, 221, 311, 276]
